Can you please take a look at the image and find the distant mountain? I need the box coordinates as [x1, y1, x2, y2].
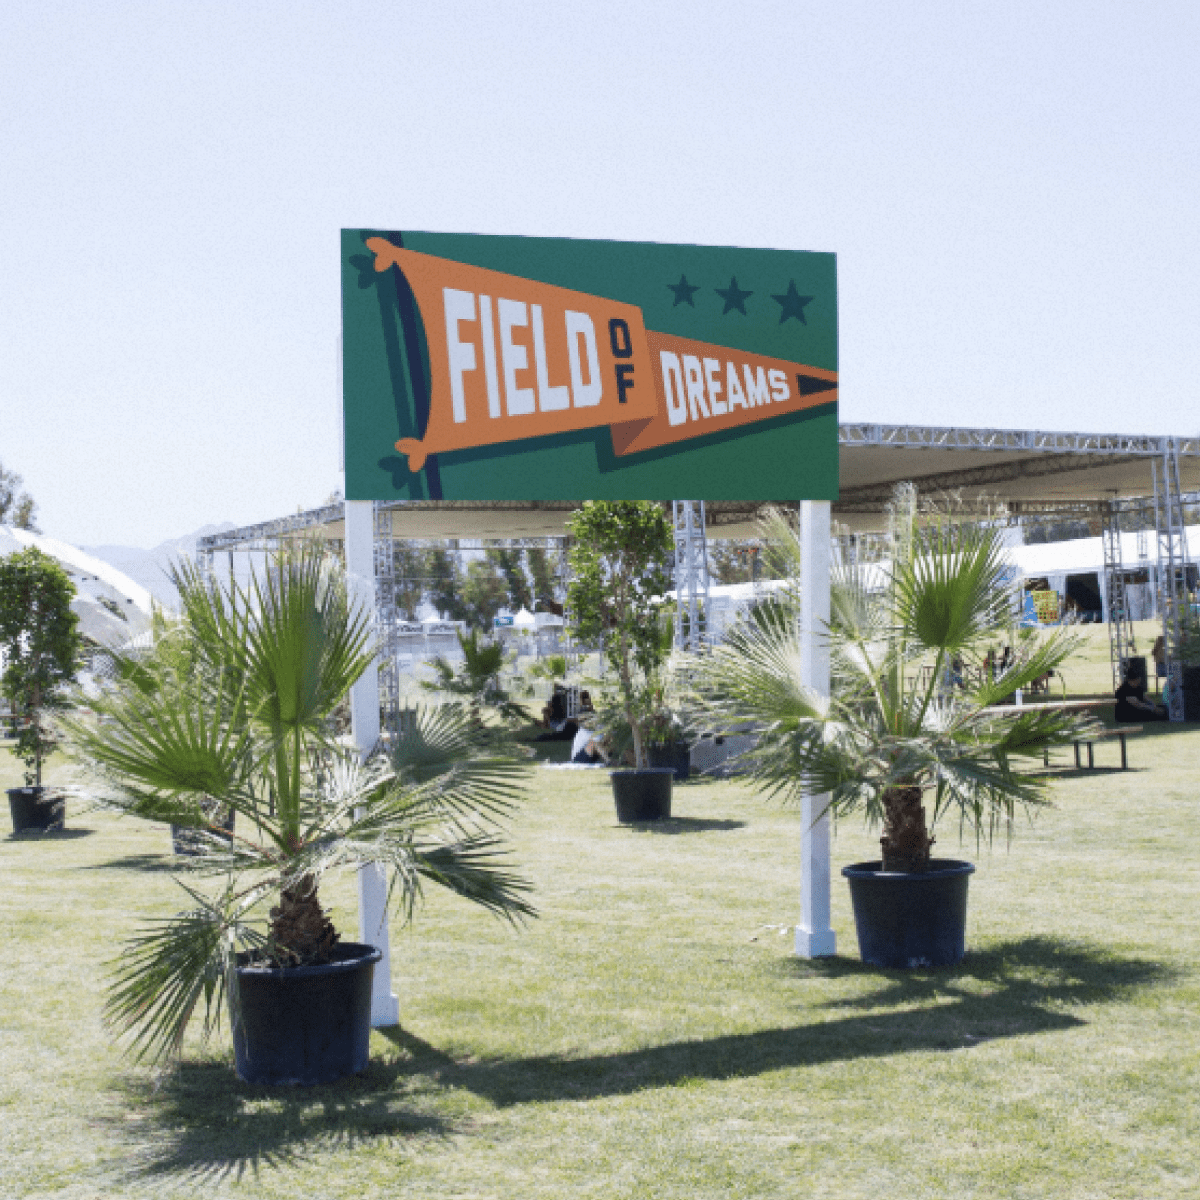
[83, 522, 237, 608]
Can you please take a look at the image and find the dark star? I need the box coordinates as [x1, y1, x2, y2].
[715, 276, 753, 315]
[772, 280, 814, 324]
[667, 274, 701, 307]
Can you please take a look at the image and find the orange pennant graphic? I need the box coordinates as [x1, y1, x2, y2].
[366, 239, 837, 472]
[609, 331, 838, 456]
[367, 239, 657, 471]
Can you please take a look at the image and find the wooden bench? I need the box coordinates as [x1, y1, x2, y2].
[1065, 725, 1143, 770]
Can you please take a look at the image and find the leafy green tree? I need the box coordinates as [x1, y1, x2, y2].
[566, 501, 673, 768]
[708, 541, 763, 585]
[0, 462, 38, 531]
[391, 540, 427, 620]
[526, 545, 561, 612]
[0, 547, 82, 786]
[424, 546, 468, 622]
[527, 654, 567, 682]
[62, 547, 533, 1065]
[698, 495, 1091, 872]
[461, 558, 509, 631]
[485, 547, 532, 613]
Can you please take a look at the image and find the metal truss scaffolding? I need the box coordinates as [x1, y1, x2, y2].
[1153, 441, 1192, 721]
[1103, 500, 1137, 691]
[673, 501, 710, 652]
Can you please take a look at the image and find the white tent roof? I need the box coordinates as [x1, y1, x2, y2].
[0, 525, 155, 646]
[1009, 524, 1200, 579]
[0, 526, 154, 613]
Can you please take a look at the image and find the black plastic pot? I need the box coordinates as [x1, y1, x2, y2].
[647, 743, 690, 782]
[7, 786, 64, 834]
[1182, 665, 1200, 722]
[842, 859, 975, 968]
[231, 942, 382, 1085]
[171, 810, 235, 856]
[611, 768, 673, 822]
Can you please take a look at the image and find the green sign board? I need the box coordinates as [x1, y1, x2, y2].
[342, 229, 837, 501]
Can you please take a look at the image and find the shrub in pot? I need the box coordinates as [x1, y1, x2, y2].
[1170, 614, 1200, 720]
[698, 491, 1091, 967]
[63, 548, 534, 1081]
[566, 502, 675, 821]
[0, 546, 82, 832]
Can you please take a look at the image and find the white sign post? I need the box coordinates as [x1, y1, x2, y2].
[344, 500, 401, 1026]
[795, 500, 837, 958]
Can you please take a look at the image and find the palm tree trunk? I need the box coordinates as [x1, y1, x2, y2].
[267, 875, 340, 966]
[879, 785, 935, 872]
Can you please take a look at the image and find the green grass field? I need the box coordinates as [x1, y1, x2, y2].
[2, 625, 1198, 1198]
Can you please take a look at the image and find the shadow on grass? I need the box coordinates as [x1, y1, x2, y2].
[623, 817, 747, 835]
[114, 936, 1171, 1183]
[385, 936, 1171, 1109]
[80, 853, 178, 873]
[4, 826, 95, 840]
[109, 1059, 451, 1185]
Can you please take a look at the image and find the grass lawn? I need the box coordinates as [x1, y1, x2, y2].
[2, 626, 1199, 1198]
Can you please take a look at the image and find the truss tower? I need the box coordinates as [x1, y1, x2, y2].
[1103, 500, 1137, 691]
[673, 501, 711, 652]
[1153, 440, 1192, 721]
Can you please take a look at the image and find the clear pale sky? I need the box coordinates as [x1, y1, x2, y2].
[2, 1, 1196, 548]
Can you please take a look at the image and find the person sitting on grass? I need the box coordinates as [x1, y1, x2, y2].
[540, 685, 567, 729]
[1115, 663, 1169, 723]
[570, 726, 609, 765]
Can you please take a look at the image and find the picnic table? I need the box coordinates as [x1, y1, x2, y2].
[981, 697, 1148, 770]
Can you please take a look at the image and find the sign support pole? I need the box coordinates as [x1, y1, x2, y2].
[344, 499, 401, 1026]
[795, 500, 837, 958]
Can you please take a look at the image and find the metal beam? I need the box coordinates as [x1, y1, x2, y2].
[838, 424, 1200, 456]
[837, 451, 1134, 510]
[197, 503, 344, 555]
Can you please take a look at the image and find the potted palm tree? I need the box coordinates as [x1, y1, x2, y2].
[62, 547, 534, 1083]
[421, 627, 530, 727]
[566, 501, 675, 821]
[698, 491, 1091, 967]
[0, 546, 82, 832]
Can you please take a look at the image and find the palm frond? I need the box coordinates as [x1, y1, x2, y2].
[242, 549, 375, 737]
[698, 623, 823, 731]
[62, 668, 250, 804]
[104, 880, 269, 1065]
[389, 704, 531, 828]
[967, 624, 1084, 708]
[407, 834, 537, 924]
[891, 521, 1010, 652]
